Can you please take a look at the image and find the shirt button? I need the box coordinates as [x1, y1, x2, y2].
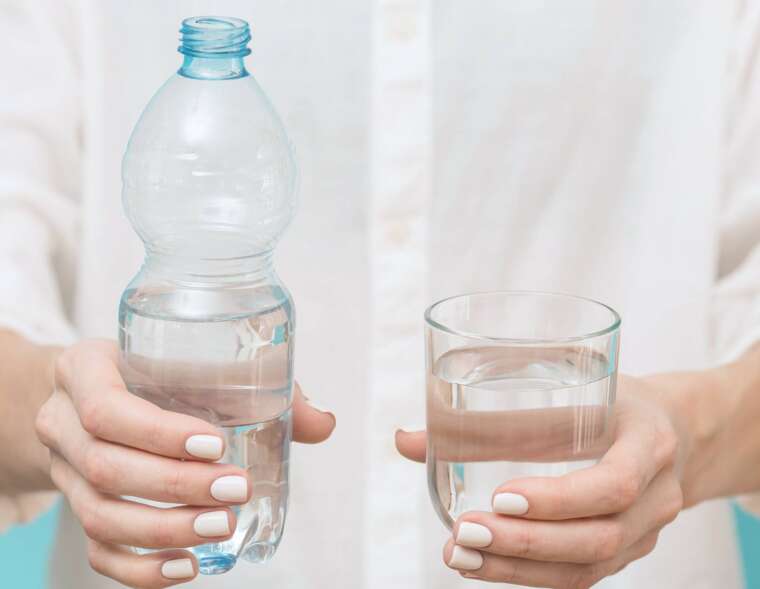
[381, 1, 419, 43]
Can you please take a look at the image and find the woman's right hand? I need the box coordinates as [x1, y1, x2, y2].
[35, 339, 334, 588]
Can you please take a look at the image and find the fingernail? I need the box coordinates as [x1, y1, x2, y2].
[492, 492, 529, 515]
[210, 475, 248, 503]
[456, 522, 493, 548]
[396, 424, 424, 433]
[185, 435, 223, 460]
[194, 511, 230, 537]
[448, 545, 483, 571]
[161, 558, 194, 579]
[310, 402, 333, 414]
[304, 396, 333, 415]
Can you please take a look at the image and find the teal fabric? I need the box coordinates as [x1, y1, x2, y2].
[0, 502, 758, 588]
[735, 503, 760, 588]
[0, 500, 60, 589]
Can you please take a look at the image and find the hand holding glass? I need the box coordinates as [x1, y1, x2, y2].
[425, 291, 621, 525]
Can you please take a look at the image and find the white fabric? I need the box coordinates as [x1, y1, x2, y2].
[1, 0, 759, 587]
[364, 1, 431, 586]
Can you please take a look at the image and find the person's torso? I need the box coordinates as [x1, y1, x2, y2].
[50, 1, 742, 587]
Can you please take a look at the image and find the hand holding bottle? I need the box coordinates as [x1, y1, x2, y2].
[36, 339, 334, 588]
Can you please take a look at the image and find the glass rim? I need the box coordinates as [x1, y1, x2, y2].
[424, 290, 622, 344]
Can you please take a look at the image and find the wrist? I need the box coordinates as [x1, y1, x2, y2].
[664, 369, 734, 506]
[0, 330, 61, 493]
[28, 341, 61, 488]
[660, 347, 760, 507]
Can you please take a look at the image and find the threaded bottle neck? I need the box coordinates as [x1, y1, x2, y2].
[178, 16, 251, 80]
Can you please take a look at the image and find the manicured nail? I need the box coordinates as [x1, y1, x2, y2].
[210, 475, 248, 503]
[492, 492, 529, 515]
[161, 558, 194, 579]
[185, 435, 223, 460]
[456, 522, 493, 548]
[448, 545, 483, 571]
[194, 511, 230, 537]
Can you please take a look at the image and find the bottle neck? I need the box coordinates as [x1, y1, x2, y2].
[178, 55, 248, 80]
[144, 250, 275, 285]
[177, 16, 252, 81]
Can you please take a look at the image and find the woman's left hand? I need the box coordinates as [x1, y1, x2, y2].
[396, 375, 687, 589]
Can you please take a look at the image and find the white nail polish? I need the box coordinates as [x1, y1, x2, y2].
[185, 435, 223, 460]
[492, 492, 529, 515]
[448, 545, 483, 571]
[161, 558, 194, 579]
[194, 511, 230, 537]
[210, 475, 248, 503]
[456, 522, 493, 548]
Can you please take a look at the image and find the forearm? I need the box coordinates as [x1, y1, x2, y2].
[0, 330, 59, 494]
[664, 344, 760, 507]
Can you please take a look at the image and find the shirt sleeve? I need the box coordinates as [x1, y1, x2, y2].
[0, 0, 83, 528]
[0, 0, 82, 347]
[712, 1, 760, 365]
[718, 1, 760, 517]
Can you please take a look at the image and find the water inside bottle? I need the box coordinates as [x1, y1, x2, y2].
[119, 288, 293, 574]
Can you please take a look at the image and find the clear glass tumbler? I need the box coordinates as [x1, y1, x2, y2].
[425, 291, 621, 527]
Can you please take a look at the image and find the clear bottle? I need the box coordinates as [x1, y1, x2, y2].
[118, 16, 297, 575]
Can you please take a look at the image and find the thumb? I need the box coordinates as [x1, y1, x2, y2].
[395, 428, 426, 463]
[292, 382, 336, 444]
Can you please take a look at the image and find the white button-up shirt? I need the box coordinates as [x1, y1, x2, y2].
[1, 1, 759, 588]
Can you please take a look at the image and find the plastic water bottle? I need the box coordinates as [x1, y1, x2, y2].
[118, 16, 297, 575]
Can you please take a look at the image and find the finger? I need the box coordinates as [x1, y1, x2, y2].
[444, 532, 659, 587]
[44, 395, 250, 506]
[445, 537, 593, 587]
[52, 454, 237, 548]
[87, 540, 198, 588]
[453, 504, 636, 564]
[55, 341, 226, 461]
[292, 382, 336, 444]
[491, 400, 672, 520]
[427, 403, 609, 463]
[393, 408, 605, 463]
[395, 429, 426, 463]
[427, 346, 612, 464]
[454, 511, 621, 564]
[453, 471, 680, 565]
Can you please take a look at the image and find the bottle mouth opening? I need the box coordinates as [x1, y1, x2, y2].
[179, 16, 252, 58]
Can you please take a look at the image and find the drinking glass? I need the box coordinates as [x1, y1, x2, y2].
[425, 291, 621, 527]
